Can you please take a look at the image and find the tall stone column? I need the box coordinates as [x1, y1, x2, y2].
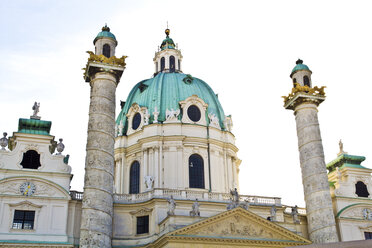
[80, 52, 125, 247]
[284, 85, 339, 243]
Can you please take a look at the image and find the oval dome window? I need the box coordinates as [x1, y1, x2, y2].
[132, 113, 142, 130]
[187, 105, 201, 122]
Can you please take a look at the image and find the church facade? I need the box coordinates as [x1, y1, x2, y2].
[0, 26, 372, 247]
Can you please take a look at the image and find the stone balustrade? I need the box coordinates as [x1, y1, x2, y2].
[70, 190, 84, 200]
[69, 189, 288, 208]
[112, 188, 282, 206]
[284, 206, 307, 215]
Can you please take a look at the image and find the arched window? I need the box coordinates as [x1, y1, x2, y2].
[169, 56, 175, 73]
[129, 161, 140, 194]
[20, 150, 41, 169]
[160, 57, 165, 72]
[178, 59, 180, 71]
[293, 78, 297, 88]
[356, 181, 369, 197]
[303, 76, 310, 87]
[189, 154, 205, 189]
[103, 44, 110, 58]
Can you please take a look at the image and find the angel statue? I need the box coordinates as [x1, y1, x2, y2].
[31, 102, 41, 119]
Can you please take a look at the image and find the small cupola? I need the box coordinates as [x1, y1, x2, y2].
[93, 24, 117, 58]
[290, 59, 312, 88]
[153, 28, 183, 75]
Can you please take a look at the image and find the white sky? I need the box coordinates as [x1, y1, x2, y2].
[1, 0, 372, 207]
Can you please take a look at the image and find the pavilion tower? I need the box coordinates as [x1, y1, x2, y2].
[283, 59, 339, 243]
[153, 28, 183, 75]
[80, 25, 126, 247]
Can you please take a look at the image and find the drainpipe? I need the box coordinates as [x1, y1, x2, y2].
[207, 126, 212, 192]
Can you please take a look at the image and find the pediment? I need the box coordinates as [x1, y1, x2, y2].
[169, 207, 310, 243]
[337, 203, 372, 220]
[0, 177, 70, 199]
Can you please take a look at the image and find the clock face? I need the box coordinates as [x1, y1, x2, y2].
[20, 182, 36, 196]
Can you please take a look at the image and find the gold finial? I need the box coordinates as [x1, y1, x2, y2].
[165, 21, 170, 36]
[102, 24, 110, 32]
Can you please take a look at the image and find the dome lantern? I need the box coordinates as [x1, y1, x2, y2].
[290, 59, 312, 88]
[153, 28, 183, 75]
[93, 24, 117, 58]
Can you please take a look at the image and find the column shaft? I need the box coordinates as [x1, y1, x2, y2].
[294, 103, 338, 243]
[80, 72, 117, 248]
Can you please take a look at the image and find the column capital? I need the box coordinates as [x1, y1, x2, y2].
[282, 85, 326, 111]
[83, 52, 126, 84]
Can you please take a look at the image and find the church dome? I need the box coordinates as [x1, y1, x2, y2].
[93, 24, 117, 45]
[116, 72, 226, 134]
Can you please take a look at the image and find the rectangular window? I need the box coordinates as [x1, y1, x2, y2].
[365, 232, 372, 240]
[136, 215, 149, 234]
[12, 210, 35, 229]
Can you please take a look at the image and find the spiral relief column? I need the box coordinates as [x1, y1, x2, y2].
[283, 60, 338, 243]
[80, 25, 126, 248]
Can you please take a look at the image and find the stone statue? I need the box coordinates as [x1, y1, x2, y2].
[56, 138, 65, 155]
[0, 132, 8, 150]
[144, 109, 150, 125]
[339, 139, 343, 154]
[31, 102, 41, 119]
[227, 188, 239, 210]
[270, 206, 277, 221]
[144, 176, 154, 191]
[165, 108, 180, 122]
[338, 139, 347, 156]
[291, 205, 300, 224]
[190, 199, 200, 217]
[241, 199, 250, 210]
[118, 120, 124, 136]
[230, 188, 239, 203]
[208, 113, 220, 129]
[153, 106, 159, 123]
[224, 115, 233, 132]
[167, 195, 176, 216]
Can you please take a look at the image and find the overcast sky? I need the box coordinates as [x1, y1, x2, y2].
[1, 0, 372, 207]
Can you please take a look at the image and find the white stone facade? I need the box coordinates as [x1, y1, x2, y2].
[0, 131, 73, 246]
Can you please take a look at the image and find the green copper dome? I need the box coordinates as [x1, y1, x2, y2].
[93, 25, 117, 45]
[116, 73, 226, 134]
[290, 59, 311, 77]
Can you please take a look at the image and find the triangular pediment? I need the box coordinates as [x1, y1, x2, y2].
[168, 207, 310, 244]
